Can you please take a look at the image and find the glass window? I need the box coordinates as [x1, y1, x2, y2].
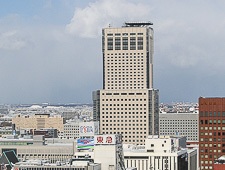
[115, 37, 121, 50]
[107, 37, 113, 50]
[122, 37, 128, 50]
[130, 37, 136, 50]
[222, 112, 225, 116]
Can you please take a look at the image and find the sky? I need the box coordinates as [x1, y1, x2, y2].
[0, 0, 225, 104]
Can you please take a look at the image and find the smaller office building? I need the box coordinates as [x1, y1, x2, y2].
[159, 112, 198, 141]
[123, 135, 197, 170]
[12, 114, 63, 132]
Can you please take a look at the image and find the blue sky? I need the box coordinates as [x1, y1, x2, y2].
[0, 0, 225, 104]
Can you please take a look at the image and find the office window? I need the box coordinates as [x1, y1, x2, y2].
[130, 37, 136, 50]
[122, 37, 128, 50]
[115, 37, 121, 50]
[137, 37, 143, 50]
[107, 37, 113, 50]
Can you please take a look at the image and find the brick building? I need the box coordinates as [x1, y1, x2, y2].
[199, 97, 225, 170]
[214, 156, 225, 170]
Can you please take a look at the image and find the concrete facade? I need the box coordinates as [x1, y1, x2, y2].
[0, 138, 73, 163]
[63, 120, 80, 139]
[159, 112, 199, 141]
[123, 136, 196, 170]
[73, 135, 197, 170]
[14, 159, 101, 170]
[12, 114, 63, 132]
[93, 22, 159, 145]
[62, 121, 99, 140]
[94, 134, 125, 170]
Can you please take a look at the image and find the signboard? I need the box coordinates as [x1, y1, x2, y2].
[79, 122, 99, 137]
[77, 138, 94, 150]
[94, 134, 122, 145]
[80, 126, 94, 133]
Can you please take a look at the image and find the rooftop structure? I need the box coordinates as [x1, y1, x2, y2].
[123, 135, 197, 170]
[124, 21, 153, 27]
[14, 159, 101, 170]
[0, 135, 73, 163]
[214, 156, 225, 170]
[73, 135, 197, 170]
[0, 150, 19, 170]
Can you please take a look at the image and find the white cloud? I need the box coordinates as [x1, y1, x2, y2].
[0, 30, 27, 50]
[65, 0, 150, 38]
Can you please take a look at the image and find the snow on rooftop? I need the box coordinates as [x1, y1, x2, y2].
[30, 105, 42, 109]
[218, 155, 225, 160]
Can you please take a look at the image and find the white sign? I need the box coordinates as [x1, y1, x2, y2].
[79, 122, 99, 137]
[80, 126, 93, 133]
[94, 134, 122, 145]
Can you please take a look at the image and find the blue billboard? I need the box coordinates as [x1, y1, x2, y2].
[77, 138, 94, 150]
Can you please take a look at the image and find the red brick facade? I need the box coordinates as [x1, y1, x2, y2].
[199, 97, 225, 170]
[213, 164, 225, 170]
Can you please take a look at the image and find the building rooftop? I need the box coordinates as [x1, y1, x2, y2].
[14, 158, 100, 168]
[214, 155, 225, 164]
[124, 21, 153, 27]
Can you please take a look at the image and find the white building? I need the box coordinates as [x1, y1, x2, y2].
[123, 135, 197, 170]
[159, 112, 199, 141]
[79, 121, 99, 138]
[74, 135, 197, 170]
[0, 135, 74, 163]
[62, 121, 99, 140]
[1, 134, 197, 170]
[62, 120, 80, 139]
[94, 134, 125, 170]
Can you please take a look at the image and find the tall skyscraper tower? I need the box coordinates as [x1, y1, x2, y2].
[199, 97, 225, 170]
[93, 22, 159, 145]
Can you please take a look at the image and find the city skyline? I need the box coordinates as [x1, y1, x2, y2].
[1, 0, 225, 104]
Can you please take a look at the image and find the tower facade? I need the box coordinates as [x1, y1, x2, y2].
[199, 97, 225, 170]
[93, 22, 159, 145]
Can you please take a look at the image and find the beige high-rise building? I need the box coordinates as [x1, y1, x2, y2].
[93, 22, 159, 145]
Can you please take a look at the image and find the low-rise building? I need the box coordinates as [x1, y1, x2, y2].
[12, 114, 63, 132]
[159, 112, 199, 141]
[74, 135, 198, 170]
[123, 135, 197, 170]
[0, 135, 73, 163]
[62, 120, 80, 139]
[0, 134, 197, 170]
[14, 159, 101, 170]
[62, 121, 99, 140]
